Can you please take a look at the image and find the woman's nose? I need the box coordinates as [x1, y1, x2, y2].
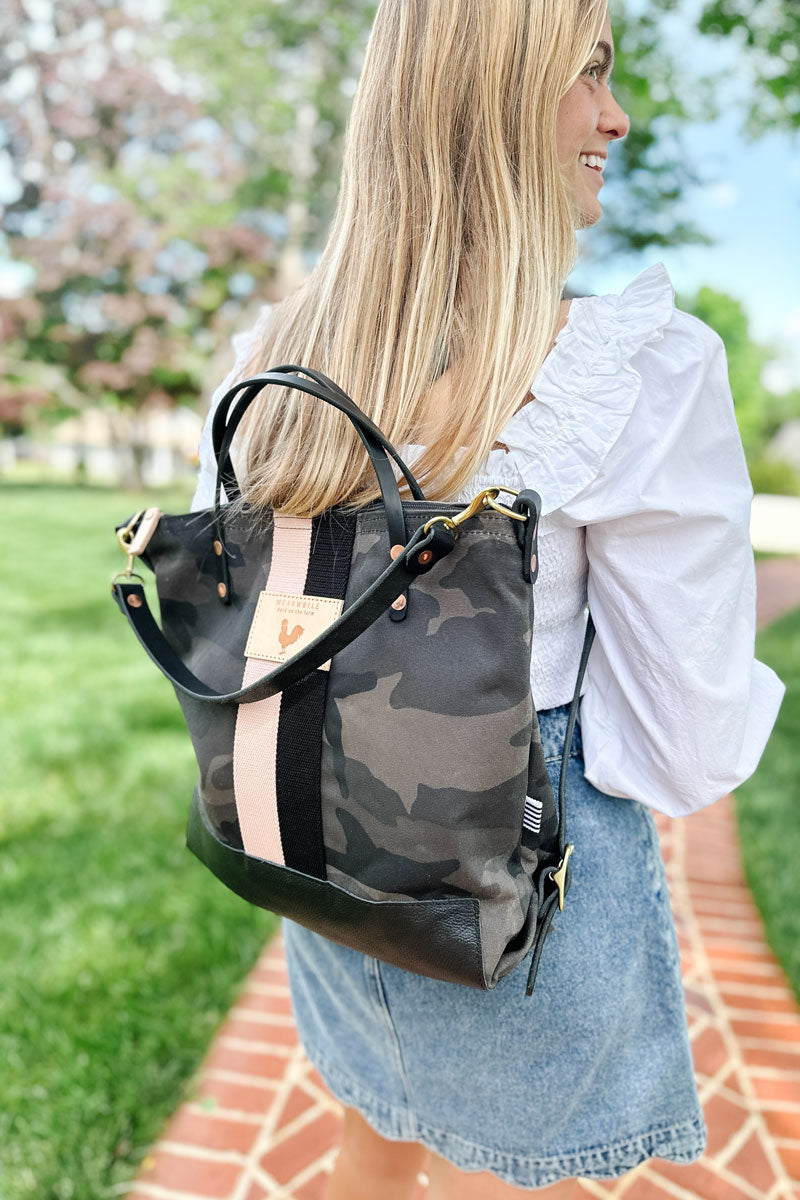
[601, 93, 630, 141]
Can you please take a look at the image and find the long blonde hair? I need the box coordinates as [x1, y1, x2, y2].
[237, 0, 609, 515]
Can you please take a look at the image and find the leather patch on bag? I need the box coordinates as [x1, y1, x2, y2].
[126, 507, 162, 556]
[244, 590, 344, 671]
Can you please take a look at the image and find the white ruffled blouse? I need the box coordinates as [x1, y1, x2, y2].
[192, 262, 784, 818]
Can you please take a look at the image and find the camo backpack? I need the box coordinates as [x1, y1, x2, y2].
[112, 365, 594, 997]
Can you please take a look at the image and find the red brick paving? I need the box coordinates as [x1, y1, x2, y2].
[127, 560, 800, 1199]
[756, 557, 800, 627]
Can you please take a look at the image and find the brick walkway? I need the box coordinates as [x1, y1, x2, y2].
[128, 562, 800, 1200]
[755, 558, 800, 629]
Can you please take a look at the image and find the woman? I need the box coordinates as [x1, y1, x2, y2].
[193, 1, 784, 1194]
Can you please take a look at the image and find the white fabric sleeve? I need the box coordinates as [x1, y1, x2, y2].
[191, 303, 274, 513]
[560, 308, 784, 816]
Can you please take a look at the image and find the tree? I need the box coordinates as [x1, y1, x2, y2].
[163, 0, 379, 289]
[676, 284, 800, 459]
[593, 2, 725, 255]
[698, 0, 800, 137]
[0, 0, 274, 475]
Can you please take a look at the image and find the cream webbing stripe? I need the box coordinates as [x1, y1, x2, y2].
[233, 515, 312, 862]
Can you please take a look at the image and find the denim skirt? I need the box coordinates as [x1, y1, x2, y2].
[283, 704, 706, 1189]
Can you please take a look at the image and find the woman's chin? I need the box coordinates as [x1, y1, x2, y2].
[576, 201, 602, 229]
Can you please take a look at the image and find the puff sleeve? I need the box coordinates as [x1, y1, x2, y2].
[499, 264, 784, 816]
[555, 308, 782, 816]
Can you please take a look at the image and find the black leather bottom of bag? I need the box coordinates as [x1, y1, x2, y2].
[186, 789, 541, 989]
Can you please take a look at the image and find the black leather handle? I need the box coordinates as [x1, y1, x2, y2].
[113, 521, 457, 705]
[210, 366, 427, 619]
[211, 365, 425, 506]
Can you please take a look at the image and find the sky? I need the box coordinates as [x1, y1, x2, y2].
[575, 0, 800, 392]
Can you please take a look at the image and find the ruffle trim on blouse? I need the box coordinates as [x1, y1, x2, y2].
[463, 262, 677, 515]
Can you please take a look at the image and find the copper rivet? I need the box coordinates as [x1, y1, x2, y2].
[127, 594, 143, 609]
[213, 539, 223, 556]
[217, 582, 228, 598]
[390, 543, 404, 560]
[531, 554, 537, 572]
[417, 550, 433, 566]
[391, 594, 407, 611]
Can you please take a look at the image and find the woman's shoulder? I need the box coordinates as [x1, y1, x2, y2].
[492, 262, 723, 514]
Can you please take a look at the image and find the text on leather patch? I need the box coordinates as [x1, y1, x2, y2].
[245, 590, 344, 671]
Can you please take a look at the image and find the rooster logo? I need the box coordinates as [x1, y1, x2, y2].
[279, 619, 304, 652]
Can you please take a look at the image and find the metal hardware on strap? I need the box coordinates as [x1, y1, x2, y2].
[111, 508, 162, 589]
[113, 509, 144, 583]
[525, 613, 596, 998]
[550, 843, 574, 912]
[422, 486, 527, 539]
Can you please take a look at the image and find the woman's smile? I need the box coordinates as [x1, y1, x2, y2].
[557, 10, 628, 225]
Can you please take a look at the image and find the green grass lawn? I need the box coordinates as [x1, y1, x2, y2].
[735, 605, 800, 1004]
[0, 484, 276, 1200]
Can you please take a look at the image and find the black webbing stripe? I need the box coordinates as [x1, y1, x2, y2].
[275, 511, 357, 879]
[274, 668, 329, 876]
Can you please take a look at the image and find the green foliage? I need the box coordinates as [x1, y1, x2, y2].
[736, 606, 800, 1003]
[0, 484, 276, 1200]
[599, 3, 723, 254]
[675, 285, 797, 458]
[164, 0, 379, 234]
[698, 0, 800, 136]
[748, 457, 800, 497]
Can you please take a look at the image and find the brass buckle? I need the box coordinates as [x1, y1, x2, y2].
[422, 486, 527, 539]
[550, 843, 574, 912]
[111, 510, 145, 589]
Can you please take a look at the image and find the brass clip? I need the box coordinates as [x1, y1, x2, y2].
[550, 843, 574, 912]
[421, 514, 459, 538]
[484, 486, 527, 522]
[422, 486, 527, 538]
[113, 509, 145, 583]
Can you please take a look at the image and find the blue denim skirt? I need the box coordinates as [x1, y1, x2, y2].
[283, 704, 706, 1189]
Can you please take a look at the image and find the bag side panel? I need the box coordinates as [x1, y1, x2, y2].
[320, 510, 536, 977]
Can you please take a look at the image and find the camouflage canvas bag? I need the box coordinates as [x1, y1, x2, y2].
[112, 366, 593, 997]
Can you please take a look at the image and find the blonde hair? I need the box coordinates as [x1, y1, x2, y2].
[236, 0, 609, 515]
